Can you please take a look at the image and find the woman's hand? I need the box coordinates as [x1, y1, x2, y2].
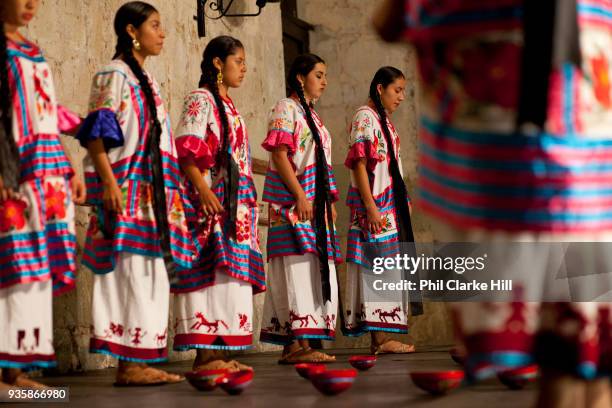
[70, 175, 87, 205]
[102, 178, 123, 213]
[198, 186, 223, 217]
[295, 193, 313, 222]
[366, 204, 383, 234]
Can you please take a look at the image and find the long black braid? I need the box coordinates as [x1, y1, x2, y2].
[198, 35, 243, 237]
[369, 66, 422, 315]
[369, 67, 413, 242]
[0, 23, 20, 191]
[288, 54, 336, 303]
[113, 2, 175, 278]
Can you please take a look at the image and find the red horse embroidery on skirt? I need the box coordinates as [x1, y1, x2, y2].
[154, 329, 168, 346]
[373, 306, 401, 323]
[191, 312, 229, 333]
[289, 310, 318, 328]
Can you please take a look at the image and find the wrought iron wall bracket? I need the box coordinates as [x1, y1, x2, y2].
[195, 0, 277, 37]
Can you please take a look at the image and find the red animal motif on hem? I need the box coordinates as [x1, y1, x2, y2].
[264, 317, 291, 334]
[190, 312, 229, 333]
[154, 329, 167, 346]
[289, 310, 318, 328]
[373, 306, 401, 323]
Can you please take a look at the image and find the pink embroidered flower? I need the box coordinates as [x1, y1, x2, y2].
[0, 199, 27, 232]
[235, 211, 251, 243]
[187, 99, 201, 118]
[45, 182, 67, 220]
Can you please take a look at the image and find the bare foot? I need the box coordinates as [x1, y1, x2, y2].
[226, 360, 253, 372]
[115, 363, 184, 386]
[371, 339, 416, 355]
[301, 348, 336, 362]
[2, 369, 48, 389]
[279, 347, 336, 364]
[192, 359, 236, 373]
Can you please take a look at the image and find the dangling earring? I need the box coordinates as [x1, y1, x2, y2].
[217, 70, 223, 86]
[132, 38, 141, 51]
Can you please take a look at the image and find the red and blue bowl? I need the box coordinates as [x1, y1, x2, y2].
[310, 368, 357, 396]
[185, 368, 229, 391]
[410, 370, 464, 395]
[216, 370, 254, 395]
[497, 365, 538, 390]
[348, 355, 377, 371]
[295, 363, 326, 379]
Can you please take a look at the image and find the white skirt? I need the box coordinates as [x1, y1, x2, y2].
[0, 280, 54, 369]
[173, 271, 253, 351]
[260, 254, 338, 345]
[90, 253, 170, 363]
[342, 262, 409, 336]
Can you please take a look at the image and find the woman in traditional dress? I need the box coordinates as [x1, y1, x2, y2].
[343, 66, 416, 354]
[0, 0, 85, 388]
[77, 1, 193, 386]
[259, 54, 341, 364]
[172, 35, 265, 372]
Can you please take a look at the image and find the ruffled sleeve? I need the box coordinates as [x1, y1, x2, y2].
[174, 90, 220, 171]
[76, 69, 126, 149]
[57, 105, 82, 135]
[76, 110, 124, 149]
[262, 99, 297, 154]
[344, 109, 383, 172]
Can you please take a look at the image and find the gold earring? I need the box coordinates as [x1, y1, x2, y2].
[132, 38, 141, 51]
[217, 70, 223, 86]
